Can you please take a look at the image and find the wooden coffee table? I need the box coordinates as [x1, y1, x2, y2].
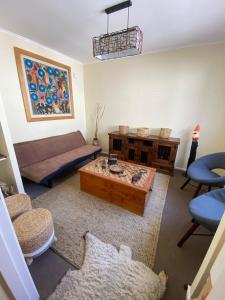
[79, 157, 156, 216]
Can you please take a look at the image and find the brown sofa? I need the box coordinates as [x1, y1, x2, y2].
[14, 131, 101, 187]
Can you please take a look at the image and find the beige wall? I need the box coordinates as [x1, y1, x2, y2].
[84, 44, 225, 169]
[0, 30, 86, 143]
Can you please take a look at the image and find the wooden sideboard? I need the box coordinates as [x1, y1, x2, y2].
[108, 131, 180, 175]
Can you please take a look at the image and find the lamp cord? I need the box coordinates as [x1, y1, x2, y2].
[106, 4, 130, 34]
[107, 14, 109, 34]
[127, 6, 130, 29]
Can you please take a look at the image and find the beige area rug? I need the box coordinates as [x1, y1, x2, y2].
[33, 172, 170, 269]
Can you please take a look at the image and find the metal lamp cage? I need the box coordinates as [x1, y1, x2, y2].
[93, 26, 143, 60]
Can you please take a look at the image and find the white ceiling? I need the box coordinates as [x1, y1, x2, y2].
[0, 0, 225, 63]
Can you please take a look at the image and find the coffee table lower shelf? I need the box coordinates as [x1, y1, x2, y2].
[80, 171, 152, 216]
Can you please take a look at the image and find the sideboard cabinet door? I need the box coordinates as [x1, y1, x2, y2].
[154, 143, 173, 164]
[109, 135, 125, 159]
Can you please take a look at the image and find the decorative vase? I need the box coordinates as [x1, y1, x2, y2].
[159, 128, 172, 139]
[92, 137, 99, 146]
[137, 127, 149, 137]
[119, 125, 129, 135]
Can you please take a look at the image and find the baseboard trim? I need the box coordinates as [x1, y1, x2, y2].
[175, 166, 186, 172]
[101, 151, 108, 157]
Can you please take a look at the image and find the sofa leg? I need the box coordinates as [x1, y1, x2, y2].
[47, 180, 53, 188]
[177, 221, 200, 247]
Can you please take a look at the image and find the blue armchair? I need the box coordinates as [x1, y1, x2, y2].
[181, 152, 225, 198]
[177, 188, 225, 247]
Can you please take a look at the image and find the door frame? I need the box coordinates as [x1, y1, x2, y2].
[188, 213, 225, 299]
[0, 190, 39, 300]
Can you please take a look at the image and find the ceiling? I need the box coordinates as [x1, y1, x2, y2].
[0, 0, 225, 63]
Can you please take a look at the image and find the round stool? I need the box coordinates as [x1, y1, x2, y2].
[13, 208, 56, 265]
[5, 194, 32, 220]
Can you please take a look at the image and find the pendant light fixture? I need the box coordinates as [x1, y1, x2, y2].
[93, 1, 143, 60]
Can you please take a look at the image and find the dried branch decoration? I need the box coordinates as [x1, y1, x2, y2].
[94, 103, 105, 139]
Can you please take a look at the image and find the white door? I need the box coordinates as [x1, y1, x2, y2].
[0, 190, 39, 300]
[187, 213, 225, 299]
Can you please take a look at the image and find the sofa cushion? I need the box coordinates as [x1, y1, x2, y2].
[14, 131, 86, 168]
[20, 145, 101, 183]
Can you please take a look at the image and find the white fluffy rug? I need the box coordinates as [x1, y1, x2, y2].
[48, 233, 166, 300]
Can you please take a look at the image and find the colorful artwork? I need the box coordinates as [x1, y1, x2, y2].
[14, 47, 74, 121]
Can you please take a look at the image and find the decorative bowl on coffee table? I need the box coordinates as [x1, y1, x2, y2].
[109, 165, 124, 174]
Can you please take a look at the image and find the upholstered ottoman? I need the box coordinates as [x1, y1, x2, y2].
[5, 194, 32, 220]
[13, 208, 56, 265]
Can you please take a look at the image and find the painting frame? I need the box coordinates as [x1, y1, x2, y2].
[14, 47, 75, 122]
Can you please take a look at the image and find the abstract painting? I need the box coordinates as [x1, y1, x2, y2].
[14, 47, 74, 122]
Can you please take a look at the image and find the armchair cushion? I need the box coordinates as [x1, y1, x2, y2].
[189, 189, 225, 232]
[188, 152, 225, 186]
